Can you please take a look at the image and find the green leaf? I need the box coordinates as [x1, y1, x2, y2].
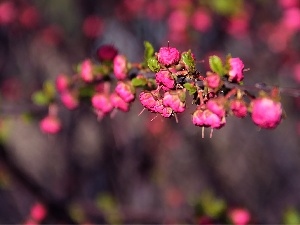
[181, 50, 196, 73]
[147, 57, 160, 72]
[144, 41, 155, 61]
[32, 91, 50, 106]
[283, 207, 300, 224]
[184, 83, 197, 95]
[131, 77, 148, 87]
[79, 86, 95, 98]
[209, 55, 224, 76]
[43, 80, 56, 99]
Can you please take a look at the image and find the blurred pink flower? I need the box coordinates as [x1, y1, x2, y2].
[227, 15, 249, 39]
[207, 98, 226, 118]
[278, 0, 299, 9]
[281, 7, 300, 31]
[191, 9, 212, 32]
[157, 47, 180, 66]
[163, 91, 186, 113]
[228, 57, 245, 82]
[113, 55, 128, 80]
[205, 73, 221, 89]
[40, 116, 61, 134]
[91, 93, 113, 114]
[115, 81, 135, 103]
[30, 203, 47, 222]
[82, 15, 103, 38]
[168, 9, 189, 33]
[293, 63, 300, 83]
[19, 6, 40, 29]
[251, 97, 282, 129]
[96, 45, 118, 62]
[229, 208, 250, 225]
[145, 0, 167, 21]
[55, 74, 69, 93]
[110, 93, 130, 112]
[60, 91, 79, 110]
[230, 99, 248, 118]
[0, 1, 16, 25]
[80, 59, 93, 82]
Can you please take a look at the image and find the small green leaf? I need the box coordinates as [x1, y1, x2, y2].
[32, 91, 50, 106]
[144, 41, 155, 61]
[184, 83, 197, 95]
[79, 86, 95, 98]
[181, 50, 196, 73]
[147, 57, 160, 72]
[43, 80, 56, 99]
[131, 77, 148, 87]
[209, 55, 224, 76]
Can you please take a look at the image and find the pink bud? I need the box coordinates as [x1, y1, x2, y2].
[228, 58, 244, 82]
[96, 45, 118, 61]
[139, 91, 157, 111]
[157, 47, 180, 66]
[251, 97, 282, 129]
[30, 203, 47, 222]
[60, 91, 79, 110]
[163, 91, 185, 113]
[113, 55, 128, 80]
[156, 70, 175, 90]
[192, 108, 226, 129]
[80, 59, 93, 82]
[91, 93, 113, 113]
[115, 81, 135, 103]
[229, 208, 250, 225]
[55, 74, 69, 93]
[205, 73, 221, 89]
[206, 98, 226, 118]
[110, 93, 130, 112]
[39, 116, 61, 134]
[230, 99, 247, 118]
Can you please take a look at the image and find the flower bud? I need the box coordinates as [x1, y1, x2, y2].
[139, 91, 157, 111]
[96, 44, 118, 61]
[80, 59, 93, 82]
[228, 57, 244, 82]
[55, 74, 69, 93]
[39, 115, 61, 134]
[163, 90, 186, 113]
[110, 93, 129, 112]
[91, 93, 113, 113]
[113, 55, 128, 80]
[157, 47, 180, 66]
[250, 97, 282, 129]
[30, 203, 47, 222]
[60, 91, 79, 110]
[230, 99, 247, 118]
[229, 208, 250, 225]
[156, 70, 175, 90]
[206, 98, 226, 118]
[205, 73, 222, 89]
[192, 108, 226, 129]
[115, 81, 135, 103]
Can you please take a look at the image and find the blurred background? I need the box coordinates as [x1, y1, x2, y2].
[0, 0, 300, 224]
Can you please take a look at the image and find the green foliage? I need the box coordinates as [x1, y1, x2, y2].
[144, 41, 155, 62]
[209, 55, 225, 76]
[181, 50, 196, 73]
[283, 207, 300, 224]
[32, 80, 56, 106]
[147, 57, 161, 72]
[96, 193, 121, 224]
[206, 0, 243, 16]
[184, 83, 197, 95]
[131, 77, 148, 87]
[79, 86, 95, 98]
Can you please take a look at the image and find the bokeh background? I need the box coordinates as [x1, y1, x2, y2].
[0, 0, 300, 224]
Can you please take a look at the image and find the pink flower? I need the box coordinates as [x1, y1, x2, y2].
[60, 91, 79, 110]
[168, 9, 188, 33]
[205, 73, 221, 89]
[191, 9, 212, 32]
[96, 45, 118, 61]
[157, 47, 180, 66]
[230, 99, 247, 118]
[110, 93, 129, 112]
[139, 91, 157, 111]
[251, 97, 282, 129]
[207, 98, 226, 118]
[156, 70, 175, 90]
[281, 7, 300, 31]
[229, 208, 250, 225]
[228, 58, 244, 82]
[278, 0, 299, 9]
[192, 108, 226, 129]
[82, 15, 103, 38]
[113, 55, 128, 80]
[91, 93, 113, 113]
[0, 1, 16, 25]
[30, 203, 47, 222]
[19, 6, 40, 29]
[153, 100, 173, 118]
[115, 81, 135, 103]
[40, 116, 61, 134]
[163, 91, 186, 113]
[55, 74, 69, 93]
[80, 59, 93, 82]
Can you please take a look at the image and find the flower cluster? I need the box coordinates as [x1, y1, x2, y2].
[33, 42, 283, 136]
